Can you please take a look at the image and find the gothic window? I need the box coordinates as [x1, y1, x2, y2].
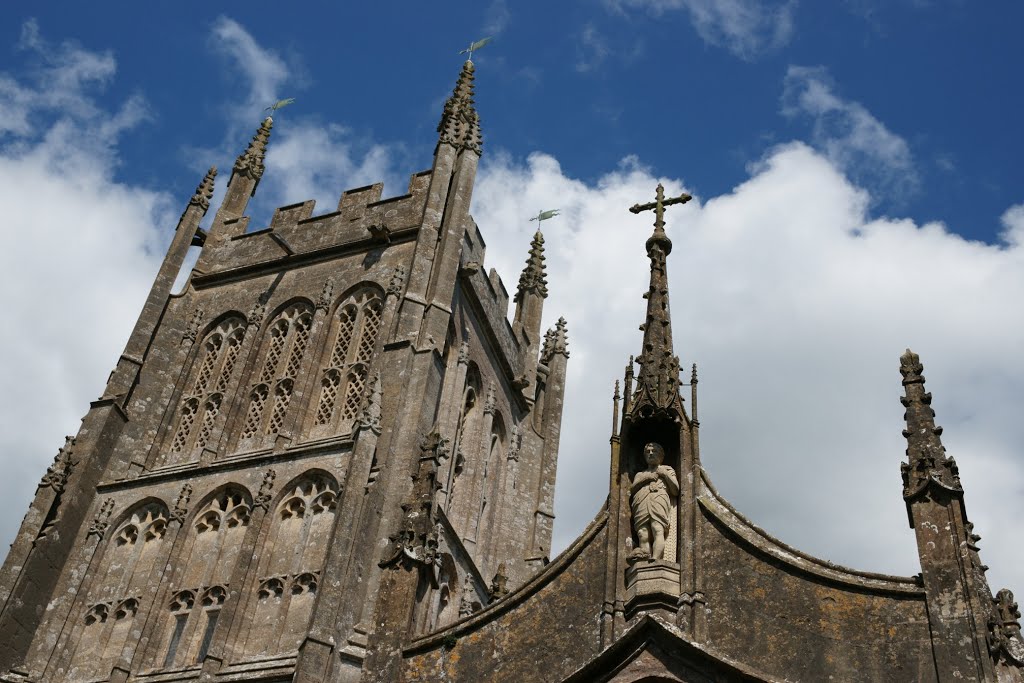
[68, 501, 169, 681]
[239, 303, 314, 447]
[166, 317, 245, 465]
[475, 414, 506, 545]
[446, 365, 481, 514]
[240, 473, 338, 658]
[157, 487, 251, 669]
[311, 288, 383, 436]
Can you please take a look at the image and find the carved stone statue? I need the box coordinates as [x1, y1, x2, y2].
[628, 442, 678, 562]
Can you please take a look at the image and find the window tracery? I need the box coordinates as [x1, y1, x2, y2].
[68, 501, 169, 681]
[167, 317, 245, 464]
[240, 474, 338, 658]
[312, 288, 383, 435]
[240, 303, 314, 445]
[156, 488, 250, 669]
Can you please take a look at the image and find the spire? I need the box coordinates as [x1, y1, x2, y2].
[552, 317, 569, 358]
[187, 167, 217, 214]
[230, 116, 273, 193]
[437, 61, 482, 154]
[626, 184, 692, 424]
[899, 349, 962, 502]
[516, 230, 548, 300]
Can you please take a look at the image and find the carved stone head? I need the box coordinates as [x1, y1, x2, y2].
[643, 442, 665, 467]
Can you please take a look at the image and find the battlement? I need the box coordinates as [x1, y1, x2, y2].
[194, 170, 435, 280]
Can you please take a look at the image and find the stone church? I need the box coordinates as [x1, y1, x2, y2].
[1, 59, 1021, 682]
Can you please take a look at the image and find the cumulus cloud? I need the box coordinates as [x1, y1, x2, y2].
[0, 23, 172, 552]
[472, 143, 1024, 595]
[610, 0, 796, 60]
[782, 65, 919, 201]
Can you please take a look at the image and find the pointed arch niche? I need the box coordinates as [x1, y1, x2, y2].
[165, 316, 246, 466]
[445, 363, 482, 521]
[154, 486, 252, 670]
[308, 285, 384, 439]
[237, 301, 314, 450]
[237, 471, 339, 659]
[67, 500, 170, 681]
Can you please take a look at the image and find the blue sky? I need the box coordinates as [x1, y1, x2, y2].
[1, 2, 1022, 594]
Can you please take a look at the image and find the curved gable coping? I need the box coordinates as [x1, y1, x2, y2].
[405, 503, 610, 654]
[700, 469, 923, 595]
[562, 614, 780, 683]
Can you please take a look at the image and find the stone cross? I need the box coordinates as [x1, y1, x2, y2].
[629, 183, 691, 234]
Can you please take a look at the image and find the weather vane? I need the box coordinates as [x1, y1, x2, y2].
[529, 209, 560, 225]
[459, 37, 492, 61]
[264, 98, 296, 116]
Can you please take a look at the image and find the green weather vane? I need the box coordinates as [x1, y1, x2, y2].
[529, 209, 560, 225]
[459, 37, 492, 61]
[264, 98, 296, 116]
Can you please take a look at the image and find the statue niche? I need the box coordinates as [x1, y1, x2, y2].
[628, 442, 678, 563]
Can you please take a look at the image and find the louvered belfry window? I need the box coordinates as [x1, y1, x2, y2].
[312, 289, 383, 435]
[240, 303, 314, 445]
[167, 318, 245, 464]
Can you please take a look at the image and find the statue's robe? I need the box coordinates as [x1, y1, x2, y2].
[631, 465, 675, 532]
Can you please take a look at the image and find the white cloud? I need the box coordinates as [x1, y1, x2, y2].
[782, 65, 919, 201]
[611, 0, 796, 60]
[0, 23, 171, 554]
[483, 0, 511, 36]
[209, 16, 291, 124]
[576, 23, 611, 73]
[473, 143, 1024, 596]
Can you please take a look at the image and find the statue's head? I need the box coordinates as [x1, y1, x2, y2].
[642, 442, 665, 467]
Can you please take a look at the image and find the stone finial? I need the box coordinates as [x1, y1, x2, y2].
[437, 60, 482, 154]
[317, 277, 336, 311]
[899, 349, 962, 501]
[232, 117, 273, 188]
[188, 167, 217, 213]
[387, 265, 407, 298]
[254, 469, 277, 512]
[39, 436, 76, 493]
[182, 307, 204, 346]
[248, 291, 271, 328]
[483, 382, 497, 415]
[507, 422, 522, 461]
[457, 341, 470, 366]
[169, 483, 193, 526]
[515, 230, 548, 301]
[358, 371, 383, 434]
[87, 498, 115, 540]
[989, 589, 1024, 667]
[380, 429, 448, 574]
[459, 576, 478, 617]
[488, 563, 510, 601]
[540, 328, 557, 365]
[552, 317, 569, 358]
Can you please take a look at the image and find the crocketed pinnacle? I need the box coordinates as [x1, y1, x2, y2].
[627, 221, 684, 424]
[553, 317, 569, 358]
[899, 349, 962, 501]
[516, 230, 548, 300]
[188, 167, 217, 213]
[437, 60, 482, 154]
[232, 117, 273, 186]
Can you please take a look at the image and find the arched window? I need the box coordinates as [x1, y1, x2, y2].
[156, 487, 251, 669]
[68, 501, 169, 681]
[239, 303, 314, 447]
[166, 317, 246, 465]
[475, 413, 506, 545]
[239, 473, 338, 658]
[311, 288, 383, 436]
[446, 364, 481, 514]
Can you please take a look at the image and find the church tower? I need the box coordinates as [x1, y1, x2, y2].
[0, 59, 569, 683]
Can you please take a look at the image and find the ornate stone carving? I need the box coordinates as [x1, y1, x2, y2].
[182, 307, 204, 346]
[169, 483, 193, 526]
[253, 469, 277, 512]
[628, 442, 679, 563]
[965, 522, 989, 573]
[457, 341, 470, 366]
[39, 436, 76, 493]
[248, 292, 270, 328]
[482, 382, 496, 415]
[233, 117, 272, 183]
[989, 589, 1024, 667]
[87, 498, 115, 540]
[317, 277, 336, 311]
[437, 60, 482, 154]
[459, 576, 478, 617]
[357, 371, 383, 434]
[488, 563, 509, 601]
[188, 167, 217, 213]
[515, 230, 548, 301]
[380, 429, 448, 576]
[899, 349, 962, 501]
[506, 422, 522, 462]
[387, 265, 407, 298]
